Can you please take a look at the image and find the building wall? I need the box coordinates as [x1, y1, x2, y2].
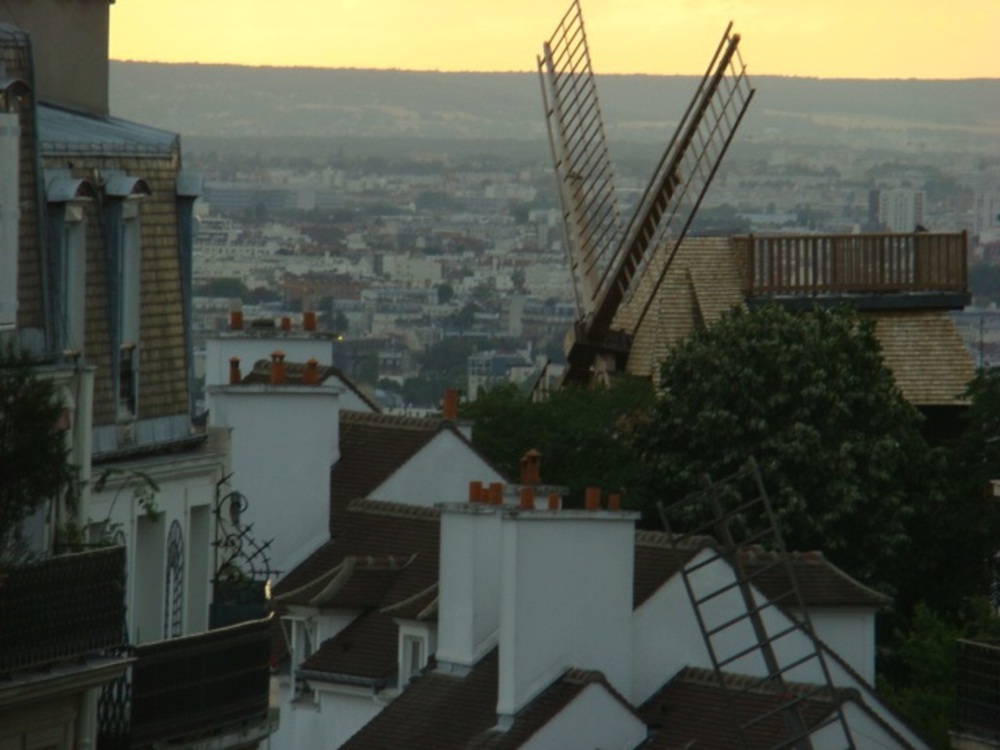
[271, 683, 383, 750]
[806, 608, 877, 686]
[0, 0, 110, 115]
[370, 431, 505, 506]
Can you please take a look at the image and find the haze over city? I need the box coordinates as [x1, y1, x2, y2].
[110, 0, 1000, 80]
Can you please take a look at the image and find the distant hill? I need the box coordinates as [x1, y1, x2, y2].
[109, 62, 999, 158]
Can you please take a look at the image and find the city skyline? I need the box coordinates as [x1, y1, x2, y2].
[110, 0, 999, 80]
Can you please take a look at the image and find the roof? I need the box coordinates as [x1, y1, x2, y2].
[339, 649, 636, 750]
[870, 310, 975, 406]
[738, 546, 891, 609]
[242, 359, 380, 412]
[38, 103, 178, 157]
[639, 667, 847, 750]
[633, 532, 889, 611]
[329, 410, 461, 534]
[271, 498, 441, 669]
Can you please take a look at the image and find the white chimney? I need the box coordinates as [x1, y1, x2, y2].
[496, 502, 639, 719]
[436, 490, 503, 671]
[208, 380, 342, 577]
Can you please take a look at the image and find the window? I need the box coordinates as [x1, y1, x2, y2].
[118, 202, 141, 417]
[400, 634, 427, 684]
[0, 111, 20, 330]
[164, 520, 184, 639]
[282, 615, 317, 666]
[61, 204, 86, 352]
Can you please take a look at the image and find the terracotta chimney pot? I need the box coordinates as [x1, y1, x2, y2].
[607, 492, 621, 511]
[520, 448, 541, 485]
[469, 480, 484, 503]
[303, 310, 317, 331]
[518, 486, 535, 511]
[548, 493, 560, 511]
[488, 482, 503, 505]
[303, 358, 320, 385]
[270, 350, 286, 384]
[584, 487, 601, 511]
[228, 357, 241, 385]
[230, 309, 244, 331]
[442, 388, 459, 421]
[281, 316, 292, 331]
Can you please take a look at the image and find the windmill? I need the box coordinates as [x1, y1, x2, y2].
[538, 1, 754, 385]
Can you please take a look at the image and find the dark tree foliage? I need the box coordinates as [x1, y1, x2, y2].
[461, 378, 656, 507]
[0, 350, 76, 560]
[639, 304, 933, 594]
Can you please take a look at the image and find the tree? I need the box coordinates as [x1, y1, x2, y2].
[461, 378, 656, 507]
[0, 349, 76, 562]
[638, 304, 933, 594]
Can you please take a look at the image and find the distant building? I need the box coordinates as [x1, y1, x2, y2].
[869, 188, 926, 232]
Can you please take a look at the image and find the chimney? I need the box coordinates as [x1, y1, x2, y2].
[442, 388, 459, 421]
[303, 310, 317, 331]
[468, 481, 484, 503]
[487, 482, 503, 505]
[497, 502, 638, 718]
[302, 358, 320, 385]
[585, 486, 602, 510]
[437, 501, 503, 670]
[518, 486, 535, 511]
[230, 309, 244, 331]
[281, 316, 291, 331]
[520, 449, 541, 485]
[270, 351, 286, 384]
[228, 357, 241, 385]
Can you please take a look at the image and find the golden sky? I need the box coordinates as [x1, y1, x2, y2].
[110, 0, 999, 79]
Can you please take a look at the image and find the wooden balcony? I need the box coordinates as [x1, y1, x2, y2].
[955, 639, 1000, 739]
[737, 232, 968, 308]
[0, 546, 126, 676]
[98, 616, 274, 750]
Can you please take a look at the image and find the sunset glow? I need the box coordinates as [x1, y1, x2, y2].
[110, 0, 999, 80]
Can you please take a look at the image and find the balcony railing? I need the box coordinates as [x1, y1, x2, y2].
[99, 616, 273, 750]
[0, 546, 126, 675]
[956, 638, 1000, 738]
[737, 231, 968, 299]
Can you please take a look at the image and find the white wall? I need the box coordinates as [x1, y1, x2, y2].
[497, 509, 637, 717]
[370, 431, 505, 507]
[270, 682, 383, 750]
[519, 683, 647, 750]
[804, 609, 877, 686]
[437, 504, 502, 668]
[210, 384, 341, 578]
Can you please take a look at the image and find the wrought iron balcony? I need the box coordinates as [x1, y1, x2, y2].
[956, 638, 1000, 739]
[98, 616, 274, 750]
[737, 231, 968, 307]
[0, 546, 127, 676]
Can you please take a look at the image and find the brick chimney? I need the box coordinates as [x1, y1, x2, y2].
[270, 351, 286, 384]
[442, 388, 459, 421]
[228, 357, 241, 385]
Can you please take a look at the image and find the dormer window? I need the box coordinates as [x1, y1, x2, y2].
[103, 174, 150, 420]
[46, 172, 96, 355]
[397, 624, 433, 685]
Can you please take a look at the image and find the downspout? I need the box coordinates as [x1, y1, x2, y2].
[176, 171, 203, 419]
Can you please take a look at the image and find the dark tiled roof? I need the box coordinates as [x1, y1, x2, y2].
[340, 649, 632, 750]
[330, 410, 451, 534]
[242, 359, 381, 412]
[738, 546, 891, 609]
[300, 610, 399, 684]
[640, 667, 845, 750]
[633, 532, 890, 611]
[271, 499, 441, 669]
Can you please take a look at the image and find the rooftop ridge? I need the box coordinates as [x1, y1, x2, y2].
[347, 497, 442, 520]
[341, 409, 445, 432]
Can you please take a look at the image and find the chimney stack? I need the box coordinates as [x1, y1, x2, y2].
[270, 351, 286, 384]
[442, 388, 459, 421]
[520, 449, 541, 485]
[228, 357, 241, 385]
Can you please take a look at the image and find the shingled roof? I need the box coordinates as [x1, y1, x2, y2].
[338, 649, 639, 750]
[329, 410, 459, 534]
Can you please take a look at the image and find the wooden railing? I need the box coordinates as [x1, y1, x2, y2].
[0, 546, 126, 675]
[738, 231, 967, 298]
[955, 638, 1000, 737]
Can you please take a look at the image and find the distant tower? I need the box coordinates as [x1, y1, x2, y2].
[870, 188, 925, 232]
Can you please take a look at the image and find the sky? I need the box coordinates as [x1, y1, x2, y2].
[110, 0, 999, 80]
